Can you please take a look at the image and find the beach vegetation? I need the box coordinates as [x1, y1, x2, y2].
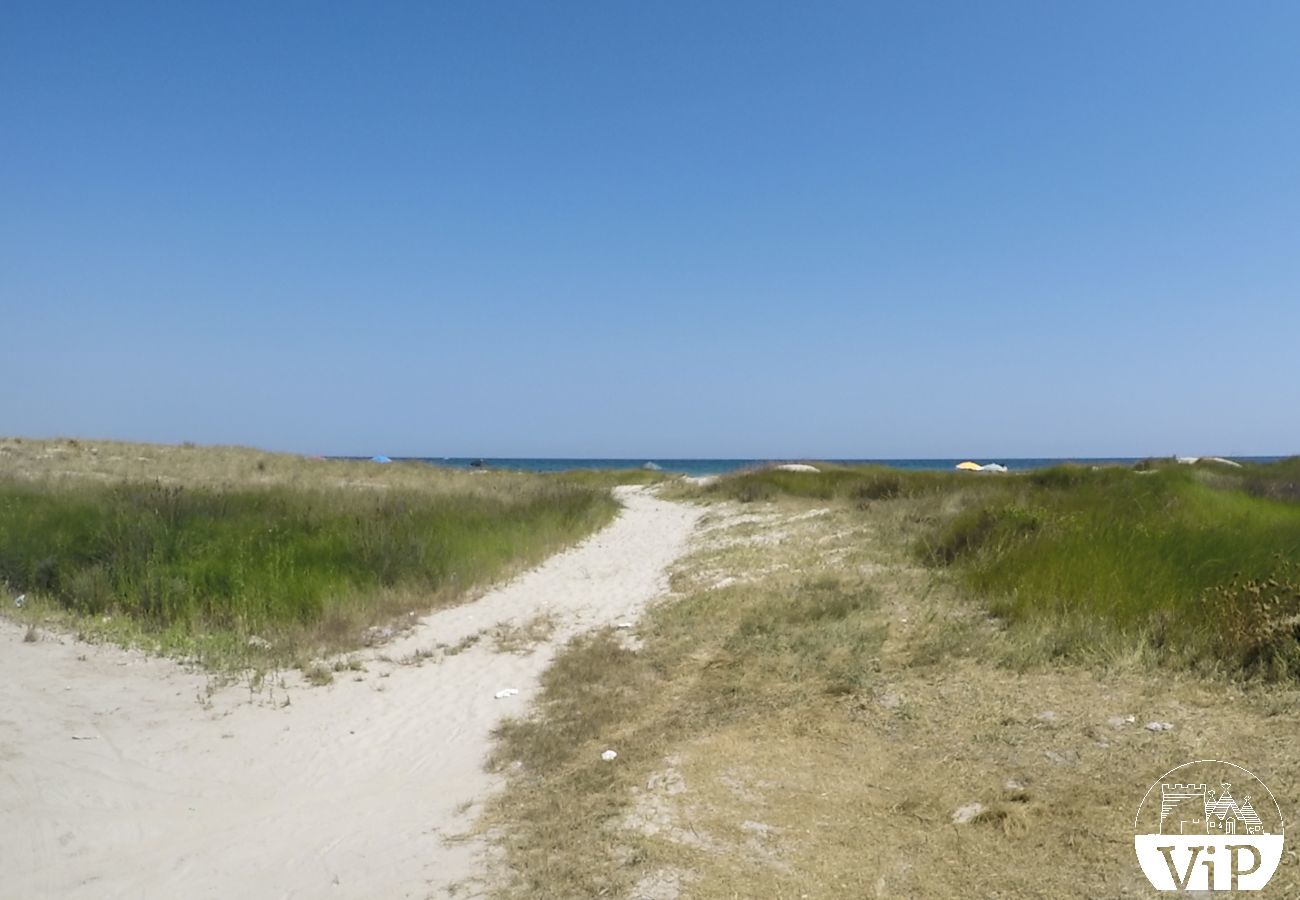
[0, 438, 619, 669]
[483, 458, 1300, 898]
[686, 459, 1300, 678]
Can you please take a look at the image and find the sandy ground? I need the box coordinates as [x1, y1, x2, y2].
[0, 486, 702, 899]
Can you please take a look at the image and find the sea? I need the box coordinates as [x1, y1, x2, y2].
[346, 457, 1285, 477]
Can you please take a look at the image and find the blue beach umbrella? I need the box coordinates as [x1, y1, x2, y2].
[371, 455, 392, 464]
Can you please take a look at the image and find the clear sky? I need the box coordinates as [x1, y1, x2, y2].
[4, 2, 1298, 459]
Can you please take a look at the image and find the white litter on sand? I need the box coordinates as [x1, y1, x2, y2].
[494, 688, 519, 699]
[601, 749, 619, 762]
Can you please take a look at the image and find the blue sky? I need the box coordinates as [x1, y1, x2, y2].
[3, 2, 1298, 458]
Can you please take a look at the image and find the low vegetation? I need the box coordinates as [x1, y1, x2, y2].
[925, 464, 1300, 677]
[544, 467, 675, 489]
[684, 462, 960, 504]
[483, 457, 1300, 898]
[0, 438, 620, 667]
[687, 458, 1300, 679]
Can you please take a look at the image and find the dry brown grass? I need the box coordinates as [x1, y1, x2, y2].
[491, 613, 559, 655]
[482, 493, 1300, 898]
[0, 435, 540, 495]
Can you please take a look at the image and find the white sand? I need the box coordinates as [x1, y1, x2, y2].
[1, 486, 702, 899]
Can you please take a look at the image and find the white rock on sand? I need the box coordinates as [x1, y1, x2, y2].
[0, 485, 703, 900]
[951, 802, 986, 824]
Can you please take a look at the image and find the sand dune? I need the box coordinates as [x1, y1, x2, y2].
[1, 486, 702, 899]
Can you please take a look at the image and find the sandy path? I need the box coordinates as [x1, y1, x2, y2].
[0, 486, 702, 899]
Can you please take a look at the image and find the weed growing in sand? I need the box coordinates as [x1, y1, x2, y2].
[491, 614, 558, 654]
[443, 632, 483, 657]
[303, 662, 334, 686]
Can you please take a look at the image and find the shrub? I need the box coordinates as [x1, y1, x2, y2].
[1208, 558, 1300, 677]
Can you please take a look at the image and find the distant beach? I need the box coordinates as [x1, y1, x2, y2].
[336, 456, 1285, 477]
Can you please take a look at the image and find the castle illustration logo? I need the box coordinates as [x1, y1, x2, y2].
[1136, 760, 1285, 891]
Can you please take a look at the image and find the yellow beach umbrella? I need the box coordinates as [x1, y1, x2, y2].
[955, 461, 982, 471]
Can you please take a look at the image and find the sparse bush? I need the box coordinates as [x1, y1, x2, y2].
[303, 662, 334, 685]
[1208, 558, 1300, 678]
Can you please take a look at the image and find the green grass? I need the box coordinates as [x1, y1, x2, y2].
[925, 465, 1300, 676]
[689, 459, 1300, 678]
[0, 476, 617, 666]
[691, 462, 963, 503]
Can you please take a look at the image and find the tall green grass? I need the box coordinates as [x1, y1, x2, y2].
[0, 477, 617, 654]
[924, 465, 1300, 676]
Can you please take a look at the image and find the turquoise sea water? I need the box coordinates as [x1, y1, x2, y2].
[341, 457, 1285, 477]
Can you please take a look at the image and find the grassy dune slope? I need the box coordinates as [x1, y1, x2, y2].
[0, 437, 620, 667]
[932, 465, 1300, 676]
[692, 459, 1300, 678]
[484, 460, 1300, 898]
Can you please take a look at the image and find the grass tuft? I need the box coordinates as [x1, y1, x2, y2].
[303, 661, 334, 686]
